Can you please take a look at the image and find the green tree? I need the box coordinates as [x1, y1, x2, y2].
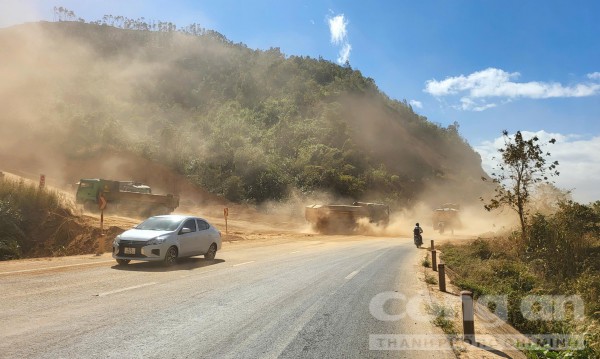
[482, 130, 559, 236]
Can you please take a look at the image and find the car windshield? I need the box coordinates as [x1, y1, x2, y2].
[135, 217, 183, 231]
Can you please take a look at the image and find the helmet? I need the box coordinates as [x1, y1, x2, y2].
[416, 223, 420, 226]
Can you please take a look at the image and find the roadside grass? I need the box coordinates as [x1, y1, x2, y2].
[428, 302, 458, 335]
[0, 177, 62, 211]
[439, 235, 600, 358]
[424, 272, 437, 285]
[421, 255, 431, 268]
[0, 177, 75, 260]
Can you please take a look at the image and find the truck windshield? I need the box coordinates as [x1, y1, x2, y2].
[135, 217, 183, 231]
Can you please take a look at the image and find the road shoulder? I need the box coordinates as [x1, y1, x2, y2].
[418, 247, 529, 359]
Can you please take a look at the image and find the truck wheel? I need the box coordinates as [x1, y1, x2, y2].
[84, 201, 96, 212]
[315, 219, 329, 234]
[438, 222, 445, 234]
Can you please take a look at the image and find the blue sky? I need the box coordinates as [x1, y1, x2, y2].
[3, 0, 600, 202]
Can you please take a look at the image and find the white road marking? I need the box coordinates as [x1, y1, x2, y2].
[232, 261, 255, 267]
[95, 282, 158, 297]
[342, 249, 389, 283]
[345, 270, 359, 280]
[0, 260, 115, 275]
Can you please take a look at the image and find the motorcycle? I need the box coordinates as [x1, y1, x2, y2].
[414, 234, 423, 248]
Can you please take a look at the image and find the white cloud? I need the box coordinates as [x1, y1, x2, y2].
[409, 100, 423, 109]
[588, 72, 600, 80]
[458, 97, 496, 112]
[327, 13, 351, 64]
[425, 68, 600, 111]
[475, 130, 600, 203]
[337, 43, 351, 64]
[328, 14, 347, 44]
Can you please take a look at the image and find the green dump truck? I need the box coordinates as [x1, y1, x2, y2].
[75, 179, 179, 217]
[431, 203, 461, 234]
[305, 202, 390, 234]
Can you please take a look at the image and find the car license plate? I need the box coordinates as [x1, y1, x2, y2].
[124, 247, 135, 255]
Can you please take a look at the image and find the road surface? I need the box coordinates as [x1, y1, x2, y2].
[0, 235, 455, 358]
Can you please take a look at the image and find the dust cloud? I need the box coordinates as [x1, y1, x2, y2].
[0, 21, 507, 239]
[254, 184, 515, 239]
[353, 202, 515, 239]
[0, 22, 230, 201]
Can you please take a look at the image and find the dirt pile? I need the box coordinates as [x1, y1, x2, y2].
[24, 212, 128, 258]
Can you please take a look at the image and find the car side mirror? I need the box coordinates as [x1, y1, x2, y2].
[180, 227, 191, 234]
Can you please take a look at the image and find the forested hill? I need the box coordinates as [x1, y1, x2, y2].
[0, 21, 489, 205]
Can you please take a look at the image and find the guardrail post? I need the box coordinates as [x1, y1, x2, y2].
[430, 239, 434, 250]
[461, 290, 475, 344]
[431, 250, 437, 271]
[438, 263, 446, 292]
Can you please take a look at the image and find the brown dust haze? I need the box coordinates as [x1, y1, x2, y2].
[0, 21, 510, 235]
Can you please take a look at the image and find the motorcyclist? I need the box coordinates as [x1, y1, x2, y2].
[413, 223, 423, 247]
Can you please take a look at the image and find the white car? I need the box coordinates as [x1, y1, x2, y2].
[113, 215, 222, 266]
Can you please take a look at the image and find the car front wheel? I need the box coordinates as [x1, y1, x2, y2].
[116, 259, 130, 265]
[204, 244, 217, 260]
[163, 246, 178, 266]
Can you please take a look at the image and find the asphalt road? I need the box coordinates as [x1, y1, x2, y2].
[0, 235, 455, 358]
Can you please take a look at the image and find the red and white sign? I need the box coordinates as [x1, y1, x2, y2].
[98, 193, 107, 210]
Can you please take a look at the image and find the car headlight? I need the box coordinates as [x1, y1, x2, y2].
[113, 235, 121, 247]
[146, 235, 169, 246]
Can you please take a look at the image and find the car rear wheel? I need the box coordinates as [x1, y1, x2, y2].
[116, 259, 130, 265]
[164, 246, 178, 266]
[204, 244, 217, 260]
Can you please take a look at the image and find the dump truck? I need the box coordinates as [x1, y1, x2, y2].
[305, 202, 390, 234]
[75, 179, 179, 217]
[431, 203, 461, 234]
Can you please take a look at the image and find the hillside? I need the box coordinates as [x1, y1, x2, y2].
[0, 21, 489, 206]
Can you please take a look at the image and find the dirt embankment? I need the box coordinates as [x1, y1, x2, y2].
[0, 168, 227, 258]
[29, 214, 126, 257]
[1, 165, 320, 259]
